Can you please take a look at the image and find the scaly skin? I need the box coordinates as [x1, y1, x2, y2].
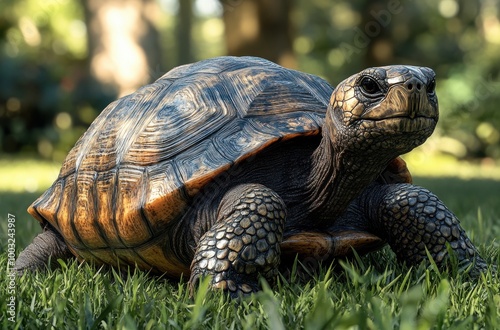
[189, 184, 286, 297]
[14, 228, 72, 273]
[370, 184, 487, 273]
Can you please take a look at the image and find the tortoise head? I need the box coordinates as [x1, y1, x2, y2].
[325, 65, 438, 158]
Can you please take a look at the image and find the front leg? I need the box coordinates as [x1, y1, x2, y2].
[365, 183, 488, 274]
[189, 184, 286, 297]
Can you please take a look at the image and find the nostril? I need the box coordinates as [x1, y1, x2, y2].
[405, 78, 424, 92]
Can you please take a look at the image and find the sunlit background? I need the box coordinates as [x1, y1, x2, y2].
[1, 0, 500, 190]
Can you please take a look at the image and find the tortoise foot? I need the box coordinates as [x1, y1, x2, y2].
[372, 184, 488, 274]
[189, 184, 286, 297]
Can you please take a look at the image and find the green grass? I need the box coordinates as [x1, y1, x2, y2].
[1, 157, 499, 329]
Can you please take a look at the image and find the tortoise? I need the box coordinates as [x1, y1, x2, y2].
[15, 56, 488, 296]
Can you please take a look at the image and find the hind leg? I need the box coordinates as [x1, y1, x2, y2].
[189, 184, 286, 297]
[14, 227, 73, 274]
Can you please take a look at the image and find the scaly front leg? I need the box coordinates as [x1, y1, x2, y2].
[365, 183, 489, 275]
[189, 184, 286, 297]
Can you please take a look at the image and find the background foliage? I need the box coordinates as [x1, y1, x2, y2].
[1, 0, 499, 163]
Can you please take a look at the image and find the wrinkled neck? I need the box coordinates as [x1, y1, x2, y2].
[306, 135, 388, 226]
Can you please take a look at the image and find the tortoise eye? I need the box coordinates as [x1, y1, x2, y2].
[360, 77, 382, 95]
[427, 79, 436, 94]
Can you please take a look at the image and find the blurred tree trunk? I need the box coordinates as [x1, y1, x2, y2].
[177, 0, 192, 65]
[222, 0, 296, 68]
[81, 0, 162, 97]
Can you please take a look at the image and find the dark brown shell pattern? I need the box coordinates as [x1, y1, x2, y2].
[28, 56, 335, 274]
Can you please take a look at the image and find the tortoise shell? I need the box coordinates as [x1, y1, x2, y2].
[29, 56, 410, 275]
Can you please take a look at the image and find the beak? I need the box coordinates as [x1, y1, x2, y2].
[361, 83, 436, 121]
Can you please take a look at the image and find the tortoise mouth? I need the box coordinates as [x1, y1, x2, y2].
[359, 116, 437, 133]
[365, 113, 437, 121]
